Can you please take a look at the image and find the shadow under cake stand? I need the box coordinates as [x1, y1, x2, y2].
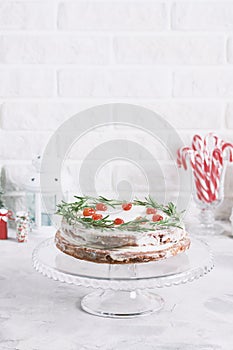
[32, 237, 213, 318]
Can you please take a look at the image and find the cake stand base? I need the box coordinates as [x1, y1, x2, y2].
[33, 237, 214, 319]
[81, 290, 164, 318]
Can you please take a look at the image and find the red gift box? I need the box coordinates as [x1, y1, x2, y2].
[0, 209, 8, 240]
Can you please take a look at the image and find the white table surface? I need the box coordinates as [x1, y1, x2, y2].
[1, 226, 233, 350]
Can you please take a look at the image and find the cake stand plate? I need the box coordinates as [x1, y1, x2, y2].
[32, 238, 213, 318]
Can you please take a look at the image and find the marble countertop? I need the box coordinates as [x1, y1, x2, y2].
[1, 226, 233, 350]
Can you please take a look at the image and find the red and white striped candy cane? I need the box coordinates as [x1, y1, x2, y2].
[209, 148, 223, 201]
[191, 153, 211, 203]
[192, 134, 204, 152]
[193, 174, 211, 203]
[177, 148, 184, 168]
[204, 133, 220, 150]
[177, 133, 233, 204]
[212, 148, 223, 166]
[177, 146, 193, 170]
[222, 142, 233, 162]
[203, 149, 210, 173]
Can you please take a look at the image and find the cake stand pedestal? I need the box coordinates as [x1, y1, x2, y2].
[81, 290, 164, 317]
[32, 238, 213, 318]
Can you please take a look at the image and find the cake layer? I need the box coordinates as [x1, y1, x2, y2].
[56, 196, 190, 264]
[61, 219, 186, 250]
[55, 230, 191, 264]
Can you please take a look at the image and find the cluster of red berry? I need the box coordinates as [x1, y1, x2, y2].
[82, 202, 163, 225]
[146, 207, 163, 222]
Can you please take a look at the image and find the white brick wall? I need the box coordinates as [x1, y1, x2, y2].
[0, 69, 55, 97]
[58, 68, 172, 97]
[172, 2, 233, 31]
[173, 69, 233, 98]
[0, 35, 110, 64]
[0, 0, 233, 219]
[113, 36, 225, 65]
[58, 2, 168, 31]
[0, 1, 55, 30]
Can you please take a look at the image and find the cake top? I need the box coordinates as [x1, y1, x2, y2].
[56, 195, 184, 233]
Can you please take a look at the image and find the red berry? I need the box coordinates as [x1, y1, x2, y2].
[83, 207, 96, 217]
[122, 203, 132, 211]
[114, 218, 124, 225]
[152, 214, 163, 222]
[92, 213, 103, 221]
[146, 207, 157, 215]
[95, 203, 107, 211]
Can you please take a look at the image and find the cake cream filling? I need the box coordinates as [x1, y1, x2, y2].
[108, 244, 175, 261]
[61, 218, 187, 252]
[109, 241, 175, 254]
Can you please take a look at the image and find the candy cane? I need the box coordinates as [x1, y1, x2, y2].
[203, 149, 210, 173]
[212, 148, 223, 166]
[203, 136, 223, 201]
[177, 148, 184, 168]
[177, 133, 233, 204]
[192, 134, 204, 152]
[204, 133, 220, 150]
[209, 159, 219, 201]
[192, 154, 208, 189]
[193, 148, 222, 203]
[222, 142, 233, 162]
[193, 174, 211, 203]
[177, 146, 193, 170]
[177, 149, 182, 167]
[191, 153, 211, 203]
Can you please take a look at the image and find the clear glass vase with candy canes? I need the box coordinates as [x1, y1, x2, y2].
[177, 133, 233, 235]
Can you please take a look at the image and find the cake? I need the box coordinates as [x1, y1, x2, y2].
[55, 196, 190, 264]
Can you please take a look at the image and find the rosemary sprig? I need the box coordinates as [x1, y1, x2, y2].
[56, 195, 184, 232]
[73, 216, 183, 232]
[133, 195, 178, 217]
[74, 195, 124, 208]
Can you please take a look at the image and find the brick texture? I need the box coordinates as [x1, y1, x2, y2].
[0, 0, 232, 219]
[174, 69, 233, 97]
[0, 69, 55, 97]
[0, 1, 55, 30]
[58, 69, 172, 97]
[172, 2, 233, 31]
[0, 35, 110, 64]
[113, 36, 224, 65]
[58, 1, 168, 31]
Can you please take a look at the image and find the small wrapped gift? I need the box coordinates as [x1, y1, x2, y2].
[0, 208, 8, 239]
[16, 211, 30, 243]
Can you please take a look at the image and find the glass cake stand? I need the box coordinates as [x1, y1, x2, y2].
[32, 237, 213, 318]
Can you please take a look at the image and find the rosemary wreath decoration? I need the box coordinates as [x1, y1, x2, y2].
[56, 195, 184, 232]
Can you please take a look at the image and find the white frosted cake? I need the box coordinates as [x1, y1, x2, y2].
[55, 196, 190, 264]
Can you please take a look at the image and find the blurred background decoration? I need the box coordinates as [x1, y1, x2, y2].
[23, 155, 58, 228]
[1, 1, 233, 228]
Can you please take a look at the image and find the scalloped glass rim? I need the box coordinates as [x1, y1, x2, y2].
[32, 237, 214, 291]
